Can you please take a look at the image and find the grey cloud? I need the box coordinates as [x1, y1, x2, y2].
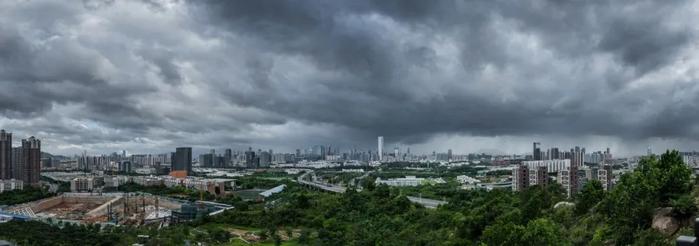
[0, 0, 698, 155]
[191, 0, 699, 143]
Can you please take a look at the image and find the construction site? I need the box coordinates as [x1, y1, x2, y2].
[1, 192, 231, 226]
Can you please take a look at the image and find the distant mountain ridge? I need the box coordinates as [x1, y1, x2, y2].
[41, 152, 69, 160]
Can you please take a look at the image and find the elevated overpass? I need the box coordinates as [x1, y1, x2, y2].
[297, 171, 347, 193]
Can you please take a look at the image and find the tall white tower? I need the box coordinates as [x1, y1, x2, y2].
[378, 136, 384, 161]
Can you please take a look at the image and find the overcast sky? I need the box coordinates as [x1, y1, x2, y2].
[1, 0, 699, 156]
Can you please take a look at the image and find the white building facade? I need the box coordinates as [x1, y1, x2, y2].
[523, 159, 571, 173]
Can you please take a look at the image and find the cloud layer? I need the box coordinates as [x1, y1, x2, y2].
[1, 0, 699, 155]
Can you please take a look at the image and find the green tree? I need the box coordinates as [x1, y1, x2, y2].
[600, 150, 693, 244]
[298, 228, 312, 245]
[522, 218, 569, 245]
[575, 180, 605, 215]
[481, 222, 526, 245]
[518, 184, 564, 223]
[670, 194, 697, 218]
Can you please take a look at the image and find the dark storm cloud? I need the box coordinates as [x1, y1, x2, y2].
[191, 0, 699, 142]
[0, 0, 698, 154]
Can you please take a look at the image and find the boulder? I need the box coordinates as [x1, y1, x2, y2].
[652, 207, 680, 235]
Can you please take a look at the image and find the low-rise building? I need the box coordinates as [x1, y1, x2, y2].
[104, 176, 129, 188]
[375, 176, 445, 187]
[132, 176, 163, 186]
[376, 176, 423, 187]
[456, 175, 480, 184]
[260, 184, 286, 198]
[70, 177, 95, 192]
[0, 179, 23, 193]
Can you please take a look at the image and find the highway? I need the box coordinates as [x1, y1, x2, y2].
[297, 171, 347, 193]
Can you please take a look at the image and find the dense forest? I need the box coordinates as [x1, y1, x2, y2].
[0, 186, 54, 206]
[0, 150, 696, 245]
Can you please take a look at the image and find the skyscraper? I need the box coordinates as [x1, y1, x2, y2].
[21, 136, 41, 186]
[549, 147, 560, 160]
[11, 147, 23, 181]
[259, 151, 271, 167]
[571, 146, 584, 167]
[378, 136, 384, 161]
[245, 147, 256, 168]
[0, 130, 11, 180]
[171, 147, 192, 175]
[224, 148, 232, 167]
[199, 153, 214, 168]
[533, 142, 541, 160]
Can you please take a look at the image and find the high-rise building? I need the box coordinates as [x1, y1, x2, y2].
[558, 164, 579, 198]
[571, 146, 585, 167]
[171, 147, 192, 175]
[118, 161, 132, 173]
[533, 142, 541, 160]
[598, 164, 614, 191]
[199, 149, 216, 168]
[0, 130, 11, 180]
[259, 151, 272, 167]
[512, 164, 530, 192]
[245, 147, 256, 168]
[603, 148, 612, 163]
[529, 166, 548, 187]
[11, 147, 23, 180]
[21, 136, 41, 187]
[199, 153, 213, 167]
[549, 147, 560, 160]
[513, 164, 550, 192]
[378, 136, 384, 161]
[447, 149, 453, 161]
[224, 149, 232, 167]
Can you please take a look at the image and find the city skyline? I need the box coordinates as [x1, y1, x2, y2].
[19, 134, 698, 158]
[2, 1, 699, 157]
